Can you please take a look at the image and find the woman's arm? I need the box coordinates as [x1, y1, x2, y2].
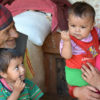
[73, 86, 100, 100]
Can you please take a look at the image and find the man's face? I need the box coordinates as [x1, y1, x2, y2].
[0, 22, 19, 48]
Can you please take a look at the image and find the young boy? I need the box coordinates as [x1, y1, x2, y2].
[0, 48, 44, 100]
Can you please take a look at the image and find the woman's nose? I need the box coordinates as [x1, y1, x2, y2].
[9, 28, 19, 38]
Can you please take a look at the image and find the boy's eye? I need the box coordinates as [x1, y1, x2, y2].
[15, 66, 19, 70]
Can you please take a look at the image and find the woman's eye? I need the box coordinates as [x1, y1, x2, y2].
[6, 29, 10, 33]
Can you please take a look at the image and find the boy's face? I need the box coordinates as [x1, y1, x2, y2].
[5, 57, 25, 83]
[0, 22, 19, 48]
[68, 14, 95, 40]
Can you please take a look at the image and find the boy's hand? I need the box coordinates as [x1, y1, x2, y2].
[7, 79, 25, 100]
[81, 63, 100, 90]
[13, 78, 25, 93]
[61, 31, 70, 41]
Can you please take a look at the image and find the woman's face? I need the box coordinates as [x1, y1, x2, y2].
[0, 22, 19, 48]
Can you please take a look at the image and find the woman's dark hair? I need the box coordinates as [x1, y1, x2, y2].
[68, 2, 95, 22]
[0, 48, 22, 73]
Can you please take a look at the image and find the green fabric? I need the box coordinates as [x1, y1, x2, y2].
[0, 79, 44, 100]
[65, 66, 89, 86]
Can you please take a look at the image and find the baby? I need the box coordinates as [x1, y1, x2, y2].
[60, 1, 100, 97]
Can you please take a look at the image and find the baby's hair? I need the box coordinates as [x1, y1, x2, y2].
[0, 48, 22, 73]
[68, 1, 95, 22]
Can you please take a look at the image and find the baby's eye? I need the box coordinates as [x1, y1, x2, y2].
[71, 25, 75, 27]
[81, 26, 86, 28]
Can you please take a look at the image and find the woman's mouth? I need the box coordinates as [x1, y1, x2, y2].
[6, 39, 16, 48]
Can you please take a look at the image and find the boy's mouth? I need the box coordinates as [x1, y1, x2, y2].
[19, 74, 25, 81]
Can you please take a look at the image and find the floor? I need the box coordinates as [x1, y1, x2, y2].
[41, 93, 77, 100]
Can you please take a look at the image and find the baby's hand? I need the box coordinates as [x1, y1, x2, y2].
[61, 31, 70, 41]
[13, 78, 25, 93]
[81, 63, 100, 90]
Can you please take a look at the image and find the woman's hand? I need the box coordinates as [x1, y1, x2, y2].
[81, 63, 100, 90]
[74, 86, 100, 100]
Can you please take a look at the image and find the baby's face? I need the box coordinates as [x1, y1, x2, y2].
[68, 14, 95, 40]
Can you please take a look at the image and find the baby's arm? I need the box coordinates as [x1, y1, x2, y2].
[81, 63, 100, 90]
[7, 78, 25, 100]
[60, 31, 72, 59]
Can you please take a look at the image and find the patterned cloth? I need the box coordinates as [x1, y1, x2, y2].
[0, 78, 44, 100]
[0, 4, 13, 30]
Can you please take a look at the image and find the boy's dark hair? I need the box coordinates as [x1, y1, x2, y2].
[68, 2, 95, 22]
[0, 48, 22, 73]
